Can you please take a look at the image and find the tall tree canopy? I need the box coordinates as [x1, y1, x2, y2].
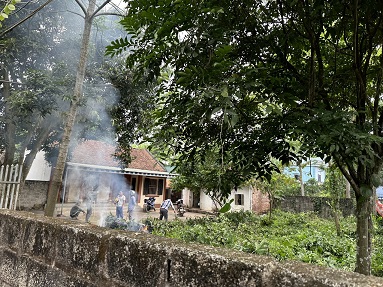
[0, 0, 73, 172]
[0, 0, 127, 208]
[108, 0, 383, 275]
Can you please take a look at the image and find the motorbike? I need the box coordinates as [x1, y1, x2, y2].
[176, 199, 186, 217]
[143, 197, 156, 212]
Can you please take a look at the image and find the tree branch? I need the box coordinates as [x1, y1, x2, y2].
[93, 12, 124, 18]
[90, 0, 111, 20]
[73, 0, 86, 15]
[0, 0, 54, 37]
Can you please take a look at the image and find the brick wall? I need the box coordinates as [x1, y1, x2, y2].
[252, 188, 270, 214]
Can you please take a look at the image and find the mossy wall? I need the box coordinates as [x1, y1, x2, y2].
[0, 210, 381, 287]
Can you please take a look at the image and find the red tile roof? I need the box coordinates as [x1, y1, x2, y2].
[70, 140, 166, 172]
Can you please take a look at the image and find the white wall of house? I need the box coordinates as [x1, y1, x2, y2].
[182, 188, 193, 208]
[230, 186, 253, 212]
[25, 151, 52, 181]
[199, 191, 217, 211]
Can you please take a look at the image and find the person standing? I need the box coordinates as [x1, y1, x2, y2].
[115, 191, 126, 219]
[128, 190, 136, 221]
[159, 198, 176, 221]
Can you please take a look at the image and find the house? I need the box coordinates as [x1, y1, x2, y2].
[181, 158, 327, 214]
[283, 158, 326, 183]
[61, 140, 175, 208]
[181, 185, 267, 213]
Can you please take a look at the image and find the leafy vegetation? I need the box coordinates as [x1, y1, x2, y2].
[109, 0, 383, 274]
[146, 210, 383, 277]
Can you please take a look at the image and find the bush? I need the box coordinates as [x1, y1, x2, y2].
[150, 210, 383, 276]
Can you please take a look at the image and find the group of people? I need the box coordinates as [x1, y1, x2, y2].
[113, 192, 177, 221]
[114, 190, 136, 220]
[70, 190, 178, 222]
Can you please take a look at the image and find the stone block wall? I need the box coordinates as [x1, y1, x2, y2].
[18, 181, 49, 210]
[0, 210, 382, 287]
[275, 196, 355, 218]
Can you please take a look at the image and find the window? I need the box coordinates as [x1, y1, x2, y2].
[294, 174, 299, 180]
[318, 174, 322, 183]
[131, 177, 137, 190]
[235, 194, 244, 206]
[143, 178, 164, 195]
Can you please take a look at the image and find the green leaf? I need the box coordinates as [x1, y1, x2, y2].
[371, 174, 381, 188]
[230, 114, 239, 128]
[219, 198, 234, 213]
[221, 85, 228, 97]
[7, 4, 16, 11]
[360, 184, 372, 198]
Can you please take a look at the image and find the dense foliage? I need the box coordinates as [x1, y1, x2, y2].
[109, 0, 383, 273]
[146, 210, 383, 277]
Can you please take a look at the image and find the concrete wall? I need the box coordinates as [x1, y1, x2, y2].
[0, 210, 382, 287]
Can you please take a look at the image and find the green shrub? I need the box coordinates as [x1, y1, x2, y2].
[149, 209, 383, 277]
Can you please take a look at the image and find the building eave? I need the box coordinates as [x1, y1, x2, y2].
[66, 162, 177, 178]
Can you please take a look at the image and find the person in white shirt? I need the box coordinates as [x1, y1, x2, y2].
[115, 191, 126, 219]
[159, 198, 176, 221]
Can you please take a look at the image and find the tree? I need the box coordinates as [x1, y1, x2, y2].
[170, 149, 242, 210]
[0, 0, 126, 213]
[109, 0, 383, 275]
[106, 59, 155, 165]
[45, 0, 125, 217]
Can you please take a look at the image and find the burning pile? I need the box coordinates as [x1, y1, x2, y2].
[103, 213, 147, 232]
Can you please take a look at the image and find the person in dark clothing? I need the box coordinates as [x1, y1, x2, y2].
[70, 202, 85, 220]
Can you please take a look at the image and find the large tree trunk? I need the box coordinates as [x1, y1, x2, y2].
[354, 193, 373, 275]
[44, 0, 96, 217]
[335, 155, 374, 275]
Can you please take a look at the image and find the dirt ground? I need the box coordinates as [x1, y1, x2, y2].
[54, 202, 209, 226]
